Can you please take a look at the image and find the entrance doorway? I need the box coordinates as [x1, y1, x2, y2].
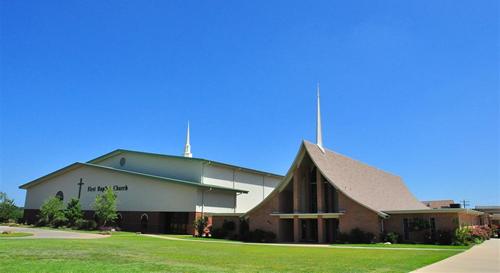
[140, 214, 149, 233]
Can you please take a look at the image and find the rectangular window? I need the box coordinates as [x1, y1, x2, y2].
[430, 218, 436, 234]
[403, 218, 409, 240]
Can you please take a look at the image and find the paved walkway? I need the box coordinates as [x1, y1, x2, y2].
[0, 225, 109, 239]
[144, 234, 464, 251]
[412, 239, 500, 273]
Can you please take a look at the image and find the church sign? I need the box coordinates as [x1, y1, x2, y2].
[87, 185, 129, 192]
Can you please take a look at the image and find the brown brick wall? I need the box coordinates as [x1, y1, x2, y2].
[337, 192, 381, 236]
[23, 209, 196, 234]
[385, 213, 459, 236]
[246, 194, 279, 235]
[459, 213, 480, 226]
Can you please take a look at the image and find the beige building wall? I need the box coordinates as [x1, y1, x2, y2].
[24, 165, 199, 212]
[202, 164, 281, 213]
[97, 152, 203, 183]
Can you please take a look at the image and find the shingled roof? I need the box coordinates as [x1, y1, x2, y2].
[303, 141, 429, 214]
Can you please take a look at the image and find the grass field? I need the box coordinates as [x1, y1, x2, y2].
[0, 232, 33, 238]
[0, 232, 464, 272]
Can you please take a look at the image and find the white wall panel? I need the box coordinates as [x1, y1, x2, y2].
[24, 166, 199, 212]
[97, 152, 203, 183]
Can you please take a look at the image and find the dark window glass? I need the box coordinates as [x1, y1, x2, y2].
[56, 191, 64, 201]
[403, 218, 409, 240]
[430, 218, 436, 233]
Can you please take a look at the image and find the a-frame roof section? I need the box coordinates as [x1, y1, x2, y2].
[87, 149, 283, 178]
[245, 140, 428, 218]
[303, 140, 429, 213]
[19, 162, 248, 193]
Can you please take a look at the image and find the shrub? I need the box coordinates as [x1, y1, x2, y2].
[64, 198, 83, 227]
[39, 197, 65, 226]
[0, 192, 23, 223]
[75, 219, 97, 230]
[349, 228, 375, 243]
[239, 219, 250, 241]
[381, 232, 400, 244]
[93, 187, 118, 226]
[246, 229, 276, 243]
[50, 215, 68, 228]
[436, 230, 452, 245]
[211, 228, 228, 239]
[194, 217, 208, 237]
[336, 232, 350, 243]
[453, 225, 490, 246]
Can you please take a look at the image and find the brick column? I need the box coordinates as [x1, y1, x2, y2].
[293, 167, 301, 213]
[293, 216, 300, 242]
[316, 169, 325, 243]
[317, 216, 325, 243]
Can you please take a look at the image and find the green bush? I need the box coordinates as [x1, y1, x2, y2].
[211, 228, 228, 239]
[349, 228, 375, 243]
[39, 197, 65, 226]
[64, 198, 83, 226]
[381, 232, 400, 244]
[453, 226, 489, 246]
[246, 229, 276, 243]
[50, 215, 68, 228]
[238, 219, 250, 241]
[75, 219, 97, 230]
[0, 192, 22, 223]
[93, 187, 117, 226]
[194, 217, 208, 237]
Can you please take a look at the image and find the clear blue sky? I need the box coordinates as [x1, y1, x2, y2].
[1, 1, 498, 207]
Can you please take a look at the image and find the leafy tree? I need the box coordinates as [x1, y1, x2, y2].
[93, 187, 117, 226]
[0, 192, 22, 223]
[64, 198, 83, 226]
[39, 197, 66, 226]
[194, 216, 208, 237]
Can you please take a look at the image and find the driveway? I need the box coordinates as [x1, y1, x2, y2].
[412, 239, 500, 273]
[0, 225, 108, 239]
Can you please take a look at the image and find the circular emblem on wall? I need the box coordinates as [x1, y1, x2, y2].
[120, 157, 126, 166]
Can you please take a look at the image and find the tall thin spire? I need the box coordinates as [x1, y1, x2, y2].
[184, 121, 192, 158]
[316, 83, 324, 152]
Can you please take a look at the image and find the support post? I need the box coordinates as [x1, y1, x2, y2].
[317, 216, 325, 243]
[316, 169, 324, 213]
[293, 167, 301, 213]
[293, 216, 300, 243]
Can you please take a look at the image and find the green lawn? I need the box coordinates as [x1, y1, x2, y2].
[333, 243, 470, 249]
[0, 232, 463, 273]
[0, 232, 33, 238]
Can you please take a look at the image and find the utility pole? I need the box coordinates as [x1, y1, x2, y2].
[461, 199, 470, 209]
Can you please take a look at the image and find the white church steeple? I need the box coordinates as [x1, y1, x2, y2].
[184, 121, 192, 158]
[316, 83, 325, 153]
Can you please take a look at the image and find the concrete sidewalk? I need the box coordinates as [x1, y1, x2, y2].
[412, 239, 500, 273]
[0, 225, 108, 239]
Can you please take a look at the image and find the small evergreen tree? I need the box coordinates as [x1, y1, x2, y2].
[64, 198, 83, 226]
[194, 216, 208, 237]
[39, 197, 66, 226]
[93, 187, 117, 226]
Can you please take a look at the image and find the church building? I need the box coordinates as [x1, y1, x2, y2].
[20, 123, 282, 233]
[243, 87, 488, 243]
[20, 86, 489, 242]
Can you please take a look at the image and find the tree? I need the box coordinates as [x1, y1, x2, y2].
[0, 192, 22, 223]
[194, 216, 208, 237]
[93, 187, 117, 226]
[64, 198, 83, 226]
[39, 197, 66, 226]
